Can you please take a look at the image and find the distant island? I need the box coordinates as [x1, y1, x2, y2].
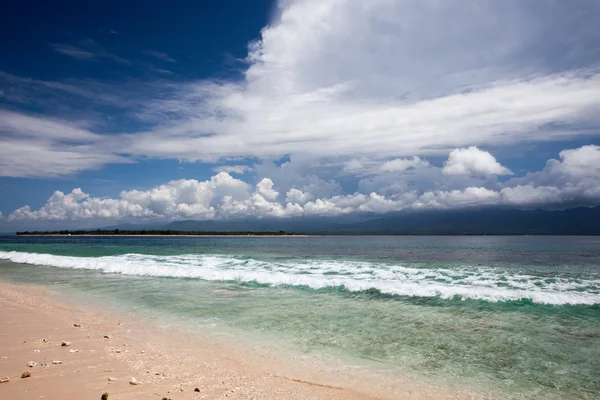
[16, 229, 303, 236]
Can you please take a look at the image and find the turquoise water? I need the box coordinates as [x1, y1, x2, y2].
[0, 235, 599, 399]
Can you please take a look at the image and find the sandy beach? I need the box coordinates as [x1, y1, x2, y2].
[0, 281, 492, 400]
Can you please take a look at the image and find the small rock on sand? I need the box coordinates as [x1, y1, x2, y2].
[0, 377, 10, 383]
[40, 362, 49, 367]
[33, 349, 40, 353]
[129, 377, 140, 385]
[115, 349, 121, 353]
[27, 361, 38, 367]
[61, 341, 71, 347]
[108, 376, 118, 381]
[101, 392, 109, 400]
[74, 323, 81, 327]
[21, 372, 31, 379]
[69, 349, 79, 353]
[103, 335, 111, 339]
[52, 360, 63, 365]
[195, 387, 200, 392]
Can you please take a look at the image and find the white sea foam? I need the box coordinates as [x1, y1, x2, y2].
[1, 250, 599, 305]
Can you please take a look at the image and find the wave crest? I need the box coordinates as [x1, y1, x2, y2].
[1, 250, 599, 305]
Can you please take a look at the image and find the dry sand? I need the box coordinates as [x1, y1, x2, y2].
[0, 282, 493, 400]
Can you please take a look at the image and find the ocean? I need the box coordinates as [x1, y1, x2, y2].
[0, 235, 599, 399]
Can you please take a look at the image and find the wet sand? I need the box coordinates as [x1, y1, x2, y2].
[0, 282, 492, 399]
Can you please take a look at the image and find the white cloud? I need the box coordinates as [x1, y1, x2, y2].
[500, 185, 563, 206]
[212, 165, 253, 175]
[6, 183, 501, 221]
[255, 178, 280, 202]
[443, 147, 512, 176]
[7, 145, 600, 222]
[380, 157, 430, 173]
[285, 188, 312, 205]
[502, 145, 600, 206]
[143, 50, 177, 63]
[0, 110, 98, 141]
[2, 1, 600, 179]
[0, 110, 130, 178]
[121, 0, 600, 164]
[50, 42, 130, 65]
[415, 187, 501, 209]
[555, 145, 600, 178]
[9, 173, 250, 221]
[49, 44, 97, 60]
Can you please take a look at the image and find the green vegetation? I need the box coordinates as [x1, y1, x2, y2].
[16, 229, 301, 236]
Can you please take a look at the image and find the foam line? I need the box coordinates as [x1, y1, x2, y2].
[1, 250, 598, 305]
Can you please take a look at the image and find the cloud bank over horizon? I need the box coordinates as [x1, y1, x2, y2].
[1, 0, 600, 224]
[7, 145, 600, 222]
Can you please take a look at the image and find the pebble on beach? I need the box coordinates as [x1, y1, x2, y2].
[69, 349, 79, 353]
[61, 341, 71, 347]
[0, 377, 10, 383]
[108, 376, 118, 381]
[21, 372, 31, 379]
[101, 392, 109, 400]
[103, 335, 111, 339]
[27, 361, 37, 367]
[52, 360, 63, 365]
[74, 323, 81, 327]
[129, 377, 140, 385]
[195, 387, 200, 392]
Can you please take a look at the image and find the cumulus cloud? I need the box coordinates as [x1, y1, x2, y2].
[7, 146, 600, 222]
[255, 178, 279, 202]
[9, 173, 250, 221]
[555, 145, 600, 178]
[502, 145, 600, 206]
[443, 147, 513, 176]
[285, 188, 312, 205]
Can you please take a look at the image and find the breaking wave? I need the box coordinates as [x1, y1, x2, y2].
[1, 250, 599, 305]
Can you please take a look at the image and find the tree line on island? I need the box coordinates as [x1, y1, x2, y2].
[16, 229, 301, 236]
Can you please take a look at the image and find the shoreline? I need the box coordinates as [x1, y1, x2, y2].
[0, 281, 493, 400]
[0, 281, 378, 400]
[14, 234, 310, 237]
[8, 233, 600, 237]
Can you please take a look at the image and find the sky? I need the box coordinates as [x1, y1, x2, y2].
[1, 0, 600, 230]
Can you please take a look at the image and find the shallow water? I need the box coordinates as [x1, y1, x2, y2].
[1, 235, 599, 399]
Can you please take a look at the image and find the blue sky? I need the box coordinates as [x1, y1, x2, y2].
[1, 0, 600, 230]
